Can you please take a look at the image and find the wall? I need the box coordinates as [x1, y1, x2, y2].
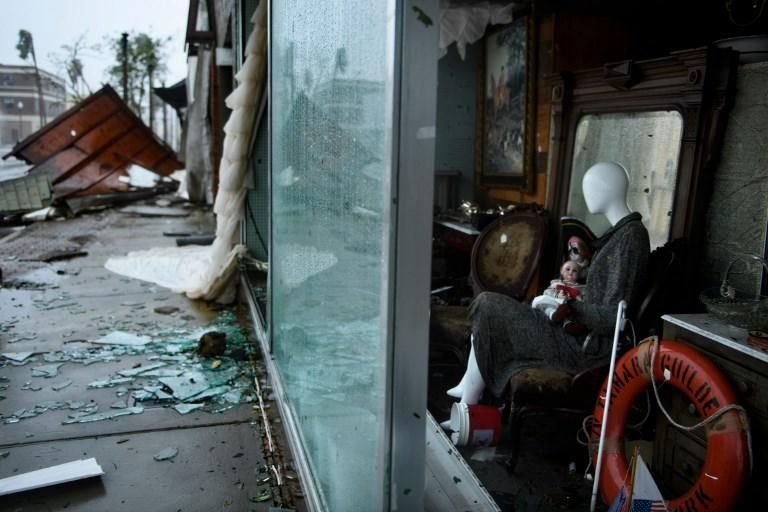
[434, 42, 479, 205]
[702, 60, 768, 294]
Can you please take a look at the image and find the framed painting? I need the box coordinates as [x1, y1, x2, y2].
[476, 16, 536, 191]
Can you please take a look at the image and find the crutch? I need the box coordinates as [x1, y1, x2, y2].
[590, 300, 626, 512]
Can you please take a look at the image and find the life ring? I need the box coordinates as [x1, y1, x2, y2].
[591, 339, 750, 512]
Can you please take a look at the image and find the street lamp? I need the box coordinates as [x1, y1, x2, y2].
[16, 100, 24, 142]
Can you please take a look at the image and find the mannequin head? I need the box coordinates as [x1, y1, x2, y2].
[582, 161, 631, 226]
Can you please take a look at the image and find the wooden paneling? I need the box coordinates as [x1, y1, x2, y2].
[19, 95, 118, 163]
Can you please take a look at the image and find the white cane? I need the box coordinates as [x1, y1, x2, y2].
[590, 300, 626, 512]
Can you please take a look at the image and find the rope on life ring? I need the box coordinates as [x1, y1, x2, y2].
[590, 338, 751, 512]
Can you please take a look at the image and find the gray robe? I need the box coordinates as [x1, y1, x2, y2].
[471, 213, 650, 397]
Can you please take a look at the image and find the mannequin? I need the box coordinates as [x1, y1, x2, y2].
[446, 161, 648, 405]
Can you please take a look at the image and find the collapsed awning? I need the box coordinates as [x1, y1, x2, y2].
[1, 85, 183, 199]
[153, 79, 188, 112]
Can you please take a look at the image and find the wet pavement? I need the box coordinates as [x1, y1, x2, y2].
[0, 199, 304, 511]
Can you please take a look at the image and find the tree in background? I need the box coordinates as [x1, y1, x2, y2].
[48, 35, 94, 104]
[105, 31, 170, 130]
[16, 29, 47, 126]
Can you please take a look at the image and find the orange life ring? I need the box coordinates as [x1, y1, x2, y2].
[591, 339, 750, 512]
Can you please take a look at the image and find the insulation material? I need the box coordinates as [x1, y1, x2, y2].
[439, 2, 514, 60]
[105, 1, 267, 300]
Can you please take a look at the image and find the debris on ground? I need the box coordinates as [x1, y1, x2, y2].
[92, 331, 152, 346]
[0, 312, 256, 426]
[35, 248, 88, 263]
[0, 458, 104, 496]
[154, 306, 180, 315]
[119, 206, 190, 217]
[198, 331, 227, 357]
[153, 447, 179, 461]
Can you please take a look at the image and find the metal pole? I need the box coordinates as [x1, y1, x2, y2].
[590, 300, 627, 512]
[162, 81, 168, 142]
[148, 63, 154, 132]
[17, 101, 24, 142]
[121, 32, 129, 102]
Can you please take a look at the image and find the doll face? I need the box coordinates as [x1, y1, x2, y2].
[560, 261, 581, 283]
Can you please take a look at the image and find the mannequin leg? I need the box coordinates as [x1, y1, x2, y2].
[446, 336, 485, 404]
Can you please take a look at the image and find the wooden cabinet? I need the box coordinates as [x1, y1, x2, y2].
[657, 314, 768, 510]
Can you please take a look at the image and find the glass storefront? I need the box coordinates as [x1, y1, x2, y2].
[270, 2, 397, 509]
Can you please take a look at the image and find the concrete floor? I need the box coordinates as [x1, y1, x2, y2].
[0, 199, 303, 511]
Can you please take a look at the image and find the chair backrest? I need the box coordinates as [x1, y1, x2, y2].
[469, 207, 547, 299]
[631, 238, 687, 337]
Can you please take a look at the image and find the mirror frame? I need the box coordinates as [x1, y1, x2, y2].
[545, 47, 738, 301]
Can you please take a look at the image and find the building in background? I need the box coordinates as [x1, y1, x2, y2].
[0, 64, 67, 145]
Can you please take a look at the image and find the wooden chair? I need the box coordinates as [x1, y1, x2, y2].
[430, 207, 548, 368]
[504, 238, 685, 472]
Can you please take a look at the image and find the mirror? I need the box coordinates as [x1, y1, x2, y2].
[566, 111, 683, 248]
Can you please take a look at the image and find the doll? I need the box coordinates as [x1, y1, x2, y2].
[531, 260, 585, 321]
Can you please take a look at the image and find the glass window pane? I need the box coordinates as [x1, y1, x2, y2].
[270, 2, 393, 510]
[566, 111, 683, 248]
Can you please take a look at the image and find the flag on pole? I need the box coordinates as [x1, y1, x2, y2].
[629, 455, 667, 511]
[606, 453, 667, 512]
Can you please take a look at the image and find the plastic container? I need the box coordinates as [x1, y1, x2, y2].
[449, 402, 502, 447]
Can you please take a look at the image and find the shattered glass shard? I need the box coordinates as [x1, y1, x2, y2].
[153, 447, 179, 461]
[159, 372, 210, 400]
[87, 377, 135, 388]
[21, 382, 43, 391]
[117, 362, 167, 377]
[92, 331, 152, 346]
[63, 406, 144, 424]
[173, 403, 205, 415]
[51, 380, 73, 391]
[2, 352, 35, 363]
[31, 363, 64, 378]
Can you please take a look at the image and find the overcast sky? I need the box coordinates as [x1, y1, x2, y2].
[0, 0, 189, 93]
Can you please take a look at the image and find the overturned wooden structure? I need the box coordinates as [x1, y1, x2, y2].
[2, 85, 183, 200]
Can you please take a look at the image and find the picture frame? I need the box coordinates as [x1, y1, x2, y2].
[475, 16, 536, 192]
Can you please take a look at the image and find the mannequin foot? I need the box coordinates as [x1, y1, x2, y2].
[446, 374, 467, 398]
[446, 383, 464, 398]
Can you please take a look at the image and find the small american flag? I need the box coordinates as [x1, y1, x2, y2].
[630, 498, 667, 512]
[629, 456, 668, 512]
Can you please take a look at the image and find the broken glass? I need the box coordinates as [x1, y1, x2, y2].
[51, 380, 73, 391]
[92, 331, 152, 346]
[117, 362, 167, 377]
[2, 352, 35, 363]
[153, 447, 179, 461]
[173, 403, 205, 415]
[21, 381, 42, 391]
[31, 363, 64, 378]
[88, 376, 135, 388]
[62, 406, 144, 424]
[110, 400, 129, 409]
